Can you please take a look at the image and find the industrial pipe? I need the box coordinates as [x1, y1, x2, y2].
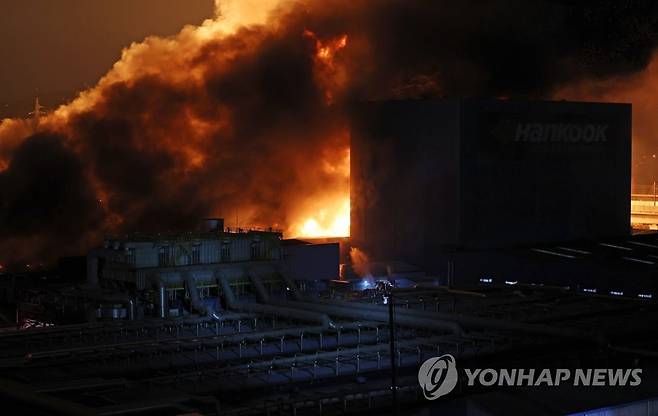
[128, 299, 135, 321]
[300, 296, 592, 340]
[243, 271, 463, 334]
[148, 274, 167, 319]
[247, 271, 270, 303]
[276, 275, 595, 341]
[183, 272, 217, 318]
[158, 286, 166, 319]
[217, 271, 334, 328]
[269, 298, 463, 335]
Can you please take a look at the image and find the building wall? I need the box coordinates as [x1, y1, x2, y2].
[350, 99, 461, 266]
[95, 232, 284, 288]
[459, 99, 631, 248]
[283, 242, 340, 280]
[350, 98, 631, 273]
[119, 235, 281, 269]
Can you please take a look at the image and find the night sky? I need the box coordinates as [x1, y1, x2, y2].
[0, 0, 214, 118]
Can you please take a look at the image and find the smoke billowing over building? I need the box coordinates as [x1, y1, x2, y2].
[1, 0, 658, 267]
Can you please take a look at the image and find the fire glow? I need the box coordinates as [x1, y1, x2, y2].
[0, 0, 356, 265]
[1, 0, 657, 267]
[288, 148, 350, 238]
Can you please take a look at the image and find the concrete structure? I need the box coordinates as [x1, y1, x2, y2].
[350, 98, 632, 274]
[282, 239, 340, 280]
[86, 220, 339, 319]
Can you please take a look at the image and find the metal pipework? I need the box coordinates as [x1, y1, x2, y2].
[158, 287, 166, 319]
[277, 275, 596, 341]
[21, 320, 383, 366]
[217, 271, 334, 328]
[249, 272, 461, 334]
[247, 270, 270, 303]
[317, 297, 590, 340]
[145, 273, 168, 319]
[269, 298, 463, 334]
[183, 272, 217, 318]
[146, 334, 481, 388]
[128, 299, 135, 321]
[148, 274, 167, 319]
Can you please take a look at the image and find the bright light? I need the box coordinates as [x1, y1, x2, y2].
[293, 196, 350, 238]
[289, 148, 350, 238]
[299, 198, 350, 237]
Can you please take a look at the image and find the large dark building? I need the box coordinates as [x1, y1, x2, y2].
[350, 98, 632, 274]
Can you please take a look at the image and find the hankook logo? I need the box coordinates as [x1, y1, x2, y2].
[515, 123, 608, 143]
[417, 354, 459, 400]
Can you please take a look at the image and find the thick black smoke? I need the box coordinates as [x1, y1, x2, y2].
[0, 133, 103, 264]
[319, 0, 658, 98]
[1, 0, 657, 268]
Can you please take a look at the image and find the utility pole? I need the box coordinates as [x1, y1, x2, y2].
[387, 286, 398, 415]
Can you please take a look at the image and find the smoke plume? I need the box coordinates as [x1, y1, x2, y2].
[1, 0, 657, 267]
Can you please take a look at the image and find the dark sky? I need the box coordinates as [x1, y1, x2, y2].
[0, 0, 214, 118]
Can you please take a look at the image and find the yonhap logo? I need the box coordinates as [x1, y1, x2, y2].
[417, 354, 642, 400]
[418, 354, 459, 400]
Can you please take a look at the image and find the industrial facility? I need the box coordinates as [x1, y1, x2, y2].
[1, 98, 658, 415]
[351, 98, 633, 289]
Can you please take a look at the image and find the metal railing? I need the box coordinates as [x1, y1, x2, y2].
[632, 184, 658, 196]
[632, 184, 658, 207]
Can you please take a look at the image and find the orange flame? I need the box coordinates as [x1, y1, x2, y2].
[0, 0, 358, 266]
[289, 147, 350, 238]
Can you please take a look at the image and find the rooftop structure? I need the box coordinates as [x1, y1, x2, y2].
[84, 219, 338, 321]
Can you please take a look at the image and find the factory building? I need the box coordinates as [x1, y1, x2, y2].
[350, 98, 632, 280]
[86, 219, 339, 320]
